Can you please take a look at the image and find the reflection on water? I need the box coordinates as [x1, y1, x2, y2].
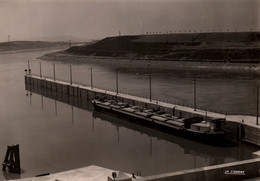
[0, 49, 258, 180]
[25, 83, 258, 176]
[29, 58, 260, 116]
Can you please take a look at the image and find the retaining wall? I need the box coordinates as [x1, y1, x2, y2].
[136, 158, 260, 181]
[25, 75, 198, 119]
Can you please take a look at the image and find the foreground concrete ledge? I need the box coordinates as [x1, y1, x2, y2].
[11, 158, 260, 181]
[14, 165, 132, 181]
[15, 159, 260, 181]
[136, 158, 260, 181]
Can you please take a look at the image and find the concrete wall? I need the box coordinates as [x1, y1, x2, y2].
[25, 76, 194, 118]
[226, 121, 260, 146]
[242, 124, 260, 146]
[136, 158, 260, 181]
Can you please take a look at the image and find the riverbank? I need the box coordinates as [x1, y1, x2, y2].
[40, 32, 260, 76]
[40, 51, 260, 76]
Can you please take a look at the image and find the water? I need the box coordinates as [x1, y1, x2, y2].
[0, 49, 258, 180]
[31, 56, 260, 115]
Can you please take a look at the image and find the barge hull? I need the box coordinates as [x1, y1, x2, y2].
[93, 103, 230, 146]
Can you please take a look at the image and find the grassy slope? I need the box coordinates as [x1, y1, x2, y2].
[66, 32, 260, 63]
[0, 41, 67, 52]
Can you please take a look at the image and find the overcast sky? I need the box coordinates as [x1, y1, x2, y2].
[0, 0, 259, 42]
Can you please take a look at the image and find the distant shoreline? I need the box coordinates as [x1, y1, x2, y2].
[0, 41, 70, 55]
[0, 46, 67, 55]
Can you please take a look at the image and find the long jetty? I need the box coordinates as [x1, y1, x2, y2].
[24, 74, 260, 146]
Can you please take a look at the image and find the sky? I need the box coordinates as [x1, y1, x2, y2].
[0, 0, 259, 42]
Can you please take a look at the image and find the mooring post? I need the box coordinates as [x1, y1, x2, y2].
[53, 63, 56, 81]
[39, 62, 42, 78]
[13, 145, 20, 173]
[69, 65, 72, 85]
[172, 106, 175, 116]
[2, 144, 21, 174]
[194, 79, 197, 111]
[257, 85, 259, 125]
[90, 67, 93, 89]
[149, 74, 152, 102]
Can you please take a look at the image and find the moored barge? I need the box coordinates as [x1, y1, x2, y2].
[92, 98, 230, 146]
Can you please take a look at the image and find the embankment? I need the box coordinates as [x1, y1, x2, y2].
[65, 32, 260, 63]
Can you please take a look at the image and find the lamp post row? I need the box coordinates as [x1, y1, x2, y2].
[35, 63, 152, 100]
[30, 62, 260, 126]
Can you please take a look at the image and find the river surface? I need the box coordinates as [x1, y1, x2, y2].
[0, 49, 259, 180]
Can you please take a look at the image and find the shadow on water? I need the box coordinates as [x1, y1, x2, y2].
[2, 169, 26, 180]
[3, 172, 21, 181]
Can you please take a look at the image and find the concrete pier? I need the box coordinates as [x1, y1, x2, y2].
[136, 158, 260, 181]
[16, 165, 133, 181]
[11, 160, 260, 181]
[25, 74, 260, 146]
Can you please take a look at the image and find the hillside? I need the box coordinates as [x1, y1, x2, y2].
[66, 32, 260, 63]
[0, 41, 68, 53]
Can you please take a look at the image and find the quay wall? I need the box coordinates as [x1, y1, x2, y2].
[25, 75, 197, 118]
[24, 75, 260, 146]
[242, 124, 260, 146]
[136, 158, 260, 181]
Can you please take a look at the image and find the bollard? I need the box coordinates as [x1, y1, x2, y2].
[172, 107, 175, 116]
[2, 144, 21, 174]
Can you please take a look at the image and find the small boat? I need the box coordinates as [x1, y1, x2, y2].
[92, 98, 229, 146]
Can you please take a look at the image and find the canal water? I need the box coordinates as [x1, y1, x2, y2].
[0, 49, 259, 180]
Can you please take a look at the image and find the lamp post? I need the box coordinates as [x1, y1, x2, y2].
[39, 62, 42, 78]
[27, 60, 31, 75]
[149, 74, 152, 102]
[116, 70, 119, 95]
[147, 63, 152, 102]
[69, 65, 72, 85]
[53, 63, 56, 81]
[194, 79, 197, 111]
[90, 67, 93, 89]
[257, 85, 259, 125]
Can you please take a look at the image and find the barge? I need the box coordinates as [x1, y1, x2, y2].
[92, 98, 231, 146]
